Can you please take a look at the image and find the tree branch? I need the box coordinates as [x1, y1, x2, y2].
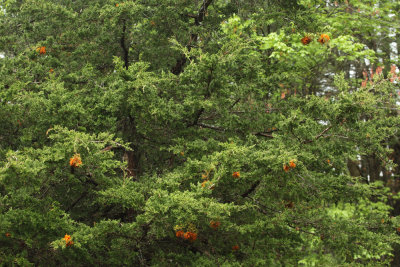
[120, 19, 129, 69]
[197, 0, 213, 25]
[255, 132, 274, 138]
[241, 180, 260, 198]
[187, 67, 213, 127]
[315, 125, 332, 140]
[171, 0, 213, 75]
[66, 190, 89, 212]
[303, 125, 332, 144]
[197, 123, 225, 131]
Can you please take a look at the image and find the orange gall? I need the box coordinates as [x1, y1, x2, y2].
[183, 232, 197, 241]
[301, 36, 312, 45]
[318, 34, 330, 44]
[283, 164, 290, 172]
[38, 46, 46, 54]
[210, 221, 221, 229]
[69, 154, 82, 168]
[176, 230, 184, 238]
[289, 160, 296, 169]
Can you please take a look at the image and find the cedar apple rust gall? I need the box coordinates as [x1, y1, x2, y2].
[289, 160, 296, 169]
[176, 230, 184, 238]
[69, 153, 82, 167]
[283, 164, 290, 172]
[183, 232, 197, 241]
[201, 180, 209, 187]
[301, 36, 312, 45]
[64, 234, 74, 247]
[64, 234, 71, 242]
[36, 46, 46, 54]
[210, 221, 221, 229]
[318, 34, 330, 44]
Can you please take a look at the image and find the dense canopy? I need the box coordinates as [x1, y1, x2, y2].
[1, 0, 400, 266]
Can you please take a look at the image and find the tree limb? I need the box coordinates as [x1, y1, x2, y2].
[303, 125, 332, 144]
[241, 180, 261, 198]
[120, 19, 129, 69]
[171, 0, 213, 75]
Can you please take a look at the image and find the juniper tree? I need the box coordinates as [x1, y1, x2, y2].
[1, 0, 400, 266]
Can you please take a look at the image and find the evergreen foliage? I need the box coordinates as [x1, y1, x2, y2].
[1, 0, 400, 265]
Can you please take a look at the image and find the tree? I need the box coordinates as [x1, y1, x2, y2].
[1, 0, 400, 265]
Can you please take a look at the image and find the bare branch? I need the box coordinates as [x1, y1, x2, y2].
[255, 132, 274, 138]
[197, 123, 225, 131]
[303, 125, 332, 144]
[315, 125, 332, 140]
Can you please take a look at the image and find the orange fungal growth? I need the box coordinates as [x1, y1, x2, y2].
[183, 232, 190, 239]
[301, 36, 312, 45]
[183, 231, 197, 241]
[201, 180, 209, 188]
[289, 160, 296, 169]
[176, 230, 184, 238]
[232, 245, 239, 251]
[210, 221, 221, 230]
[37, 46, 46, 54]
[64, 234, 74, 247]
[318, 34, 330, 44]
[189, 232, 197, 241]
[69, 153, 82, 167]
[5, 233, 11, 237]
[232, 171, 240, 178]
[283, 164, 290, 172]
[49, 68, 54, 73]
[64, 234, 71, 242]
[116, 3, 119, 7]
